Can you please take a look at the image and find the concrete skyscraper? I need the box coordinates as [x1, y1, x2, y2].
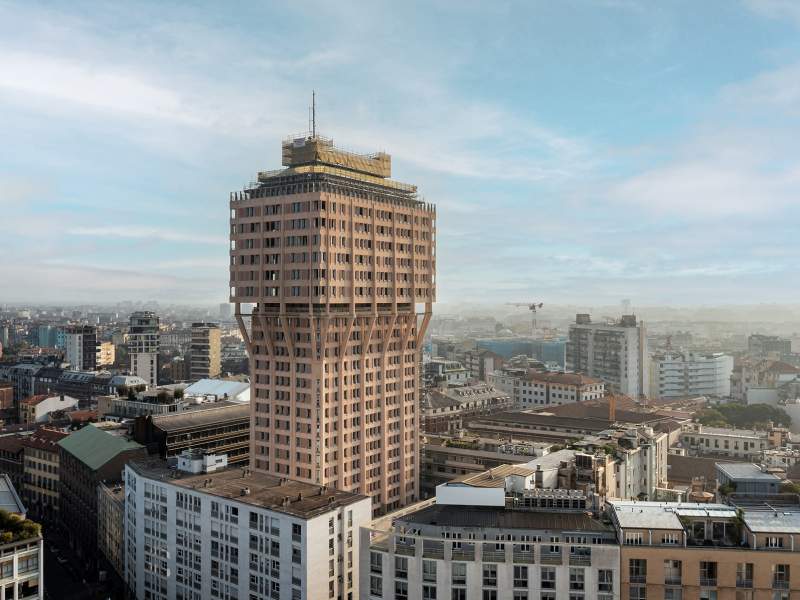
[230, 132, 435, 514]
[128, 311, 160, 387]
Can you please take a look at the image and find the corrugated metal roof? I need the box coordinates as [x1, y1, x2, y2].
[58, 424, 142, 470]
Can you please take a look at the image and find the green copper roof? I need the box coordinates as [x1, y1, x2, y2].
[58, 424, 143, 471]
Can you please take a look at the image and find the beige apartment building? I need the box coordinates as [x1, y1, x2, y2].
[611, 498, 800, 600]
[190, 322, 221, 380]
[230, 133, 435, 514]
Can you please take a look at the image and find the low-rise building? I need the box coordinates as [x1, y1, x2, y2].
[123, 454, 371, 600]
[424, 358, 470, 386]
[362, 468, 619, 600]
[715, 462, 782, 495]
[18, 393, 79, 424]
[679, 423, 769, 460]
[422, 384, 512, 433]
[489, 368, 605, 408]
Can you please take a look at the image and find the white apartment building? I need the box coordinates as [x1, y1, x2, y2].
[0, 474, 43, 600]
[566, 314, 649, 399]
[489, 369, 605, 408]
[679, 423, 769, 460]
[649, 351, 733, 400]
[129, 311, 160, 388]
[361, 467, 619, 600]
[124, 453, 372, 600]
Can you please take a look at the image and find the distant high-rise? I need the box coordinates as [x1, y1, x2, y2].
[230, 131, 436, 513]
[566, 314, 649, 399]
[129, 311, 160, 387]
[63, 325, 99, 371]
[190, 322, 221, 381]
[218, 302, 232, 321]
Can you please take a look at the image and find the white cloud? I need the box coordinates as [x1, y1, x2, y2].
[68, 226, 227, 245]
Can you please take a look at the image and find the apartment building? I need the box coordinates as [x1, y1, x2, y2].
[362, 469, 619, 600]
[566, 314, 649, 399]
[129, 311, 160, 387]
[489, 368, 605, 408]
[123, 453, 372, 600]
[679, 423, 769, 460]
[230, 132, 435, 514]
[424, 358, 470, 386]
[97, 481, 125, 580]
[610, 498, 800, 600]
[649, 351, 734, 400]
[461, 349, 504, 382]
[190, 322, 221, 381]
[63, 325, 100, 371]
[421, 383, 512, 433]
[20, 428, 69, 524]
[98, 341, 115, 367]
[0, 476, 43, 600]
[58, 424, 146, 570]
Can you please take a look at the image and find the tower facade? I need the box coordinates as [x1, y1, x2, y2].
[230, 134, 435, 513]
[128, 311, 160, 387]
[190, 322, 221, 381]
[63, 325, 99, 371]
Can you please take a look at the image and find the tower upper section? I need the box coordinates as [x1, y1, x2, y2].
[229, 134, 436, 311]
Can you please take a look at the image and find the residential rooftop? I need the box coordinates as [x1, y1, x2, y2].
[58, 423, 143, 471]
[127, 458, 366, 519]
[717, 462, 783, 482]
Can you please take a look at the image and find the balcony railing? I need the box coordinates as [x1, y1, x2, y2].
[482, 549, 506, 562]
[664, 577, 682, 586]
[451, 548, 475, 561]
[630, 575, 646, 584]
[736, 578, 753, 588]
[569, 554, 591, 566]
[513, 550, 535, 564]
[540, 551, 562, 565]
[700, 578, 717, 587]
[773, 580, 790, 590]
[395, 542, 416, 557]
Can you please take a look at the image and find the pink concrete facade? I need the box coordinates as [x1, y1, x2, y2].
[230, 136, 435, 514]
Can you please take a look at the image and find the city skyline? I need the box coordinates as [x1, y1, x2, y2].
[3, 1, 800, 306]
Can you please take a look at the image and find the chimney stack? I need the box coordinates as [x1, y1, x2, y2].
[609, 396, 616, 422]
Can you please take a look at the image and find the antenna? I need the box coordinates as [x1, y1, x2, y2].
[312, 90, 316, 138]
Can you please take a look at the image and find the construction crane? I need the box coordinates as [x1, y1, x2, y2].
[506, 302, 544, 337]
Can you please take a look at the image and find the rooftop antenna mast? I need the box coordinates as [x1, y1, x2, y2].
[312, 90, 316, 138]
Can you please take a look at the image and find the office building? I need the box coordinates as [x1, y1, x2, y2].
[123, 453, 372, 600]
[230, 132, 435, 514]
[362, 469, 619, 600]
[63, 325, 100, 371]
[129, 311, 160, 387]
[0, 475, 43, 600]
[190, 322, 221, 381]
[133, 401, 250, 465]
[649, 351, 733, 400]
[566, 314, 649, 399]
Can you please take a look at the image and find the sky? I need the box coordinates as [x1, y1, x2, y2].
[1, 0, 800, 307]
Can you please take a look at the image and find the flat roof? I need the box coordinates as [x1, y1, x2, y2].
[183, 379, 249, 399]
[716, 463, 782, 482]
[399, 504, 613, 533]
[744, 511, 800, 534]
[610, 501, 736, 530]
[128, 459, 366, 519]
[449, 464, 535, 488]
[149, 402, 249, 432]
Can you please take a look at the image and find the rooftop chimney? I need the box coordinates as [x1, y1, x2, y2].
[609, 396, 616, 422]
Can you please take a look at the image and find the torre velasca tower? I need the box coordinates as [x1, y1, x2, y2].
[230, 132, 435, 514]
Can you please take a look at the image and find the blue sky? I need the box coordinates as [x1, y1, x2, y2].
[1, 0, 800, 306]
